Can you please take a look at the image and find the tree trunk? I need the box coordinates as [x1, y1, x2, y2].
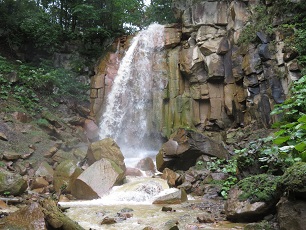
[40, 199, 84, 230]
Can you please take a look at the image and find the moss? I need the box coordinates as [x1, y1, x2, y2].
[278, 162, 306, 194]
[237, 174, 281, 203]
[36, 118, 50, 127]
[244, 221, 274, 230]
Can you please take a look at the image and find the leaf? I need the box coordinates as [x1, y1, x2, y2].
[273, 136, 290, 145]
[294, 142, 306, 152]
[298, 115, 306, 123]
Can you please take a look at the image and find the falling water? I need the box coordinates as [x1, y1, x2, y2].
[99, 24, 165, 165]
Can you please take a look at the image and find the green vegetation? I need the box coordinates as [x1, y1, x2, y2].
[237, 174, 281, 203]
[206, 157, 238, 199]
[0, 0, 177, 59]
[0, 55, 89, 114]
[278, 162, 306, 196]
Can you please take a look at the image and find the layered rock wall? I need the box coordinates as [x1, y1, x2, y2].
[90, 0, 301, 139]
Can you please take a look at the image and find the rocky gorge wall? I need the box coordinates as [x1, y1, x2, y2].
[90, 0, 301, 140]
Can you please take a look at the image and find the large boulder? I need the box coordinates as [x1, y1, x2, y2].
[277, 162, 306, 199]
[152, 188, 187, 204]
[71, 158, 125, 199]
[0, 169, 27, 195]
[277, 197, 306, 230]
[225, 174, 281, 222]
[86, 138, 126, 171]
[53, 160, 82, 193]
[0, 202, 47, 230]
[156, 128, 229, 171]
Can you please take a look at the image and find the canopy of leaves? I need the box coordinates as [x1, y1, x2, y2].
[0, 0, 177, 58]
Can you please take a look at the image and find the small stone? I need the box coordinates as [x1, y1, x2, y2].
[0, 132, 8, 141]
[3, 151, 22, 161]
[101, 216, 116, 225]
[162, 206, 173, 212]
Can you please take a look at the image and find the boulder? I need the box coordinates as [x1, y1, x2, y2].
[0, 170, 27, 195]
[156, 128, 228, 171]
[125, 167, 143, 177]
[0, 202, 47, 230]
[31, 177, 49, 190]
[161, 168, 182, 187]
[152, 188, 187, 204]
[225, 174, 281, 222]
[52, 150, 78, 163]
[53, 160, 82, 193]
[2, 151, 21, 161]
[277, 162, 306, 199]
[136, 157, 156, 172]
[71, 158, 125, 199]
[86, 138, 126, 171]
[83, 119, 99, 140]
[35, 161, 54, 178]
[277, 197, 306, 230]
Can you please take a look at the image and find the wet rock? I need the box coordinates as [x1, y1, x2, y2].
[197, 212, 214, 223]
[72, 158, 125, 199]
[125, 167, 143, 177]
[52, 149, 78, 163]
[136, 157, 156, 172]
[277, 197, 306, 230]
[0, 170, 27, 195]
[161, 168, 182, 187]
[86, 138, 126, 171]
[117, 208, 133, 219]
[0, 202, 47, 230]
[101, 216, 117, 225]
[162, 206, 173, 212]
[2, 151, 21, 161]
[152, 188, 187, 204]
[156, 128, 228, 171]
[53, 160, 82, 193]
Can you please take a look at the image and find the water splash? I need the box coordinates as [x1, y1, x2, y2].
[99, 24, 165, 162]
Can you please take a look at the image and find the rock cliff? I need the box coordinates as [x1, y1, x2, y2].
[90, 0, 300, 140]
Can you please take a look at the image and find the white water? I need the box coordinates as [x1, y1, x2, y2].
[99, 24, 165, 167]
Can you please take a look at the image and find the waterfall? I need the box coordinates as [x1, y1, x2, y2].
[99, 24, 165, 164]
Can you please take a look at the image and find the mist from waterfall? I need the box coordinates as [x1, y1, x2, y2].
[99, 24, 165, 164]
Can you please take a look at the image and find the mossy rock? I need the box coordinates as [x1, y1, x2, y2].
[237, 174, 281, 203]
[278, 162, 306, 199]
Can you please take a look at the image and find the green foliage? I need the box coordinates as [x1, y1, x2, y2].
[144, 0, 177, 26]
[0, 55, 89, 114]
[237, 174, 281, 203]
[3, 191, 10, 196]
[270, 76, 306, 162]
[278, 162, 306, 195]
[238, 4, 274, 44]
[206, 157, 238, 199]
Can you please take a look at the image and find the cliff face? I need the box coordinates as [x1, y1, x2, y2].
[90, 0, 301, 140]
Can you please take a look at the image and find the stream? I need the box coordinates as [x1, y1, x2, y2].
[60, 176, 245, 230]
